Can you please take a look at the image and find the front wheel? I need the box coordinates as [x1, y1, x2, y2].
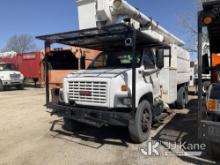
[128, 100, 152, 143]
[0, 80, 4, 91]
[16, 84, 24, 90]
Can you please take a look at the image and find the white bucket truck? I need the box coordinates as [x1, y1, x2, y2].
[37, 0, 190, 143]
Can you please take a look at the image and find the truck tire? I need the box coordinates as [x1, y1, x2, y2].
[63, 117, 85, 132]
[128, 100, 152, 143]
[17, 84, 24, 90]
[208, 142, 220, 160]
[0, 80, 4, 91]
[176, 86, 188, 109]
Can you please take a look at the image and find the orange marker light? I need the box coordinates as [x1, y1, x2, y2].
[203, 16, 212, 25]
[121, 85, 128, 92]
[207, 99, 217, 111]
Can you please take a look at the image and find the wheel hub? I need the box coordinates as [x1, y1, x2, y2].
[142, 109, 150, 132]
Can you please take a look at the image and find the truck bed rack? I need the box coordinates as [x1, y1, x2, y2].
[36, 23, 168, 51]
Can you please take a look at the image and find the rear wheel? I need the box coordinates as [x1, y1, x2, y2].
[176, 86, 188, 109]
[0, 80, 4, 91]
[128, 100, 152, 143]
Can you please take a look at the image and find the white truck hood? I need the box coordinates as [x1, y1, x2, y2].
[0, 70, 23, 80]
[0, 71, 21, 75]
[68, 69, 131, 78]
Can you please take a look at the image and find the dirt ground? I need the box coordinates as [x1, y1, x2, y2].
[0, 88, 219, 165]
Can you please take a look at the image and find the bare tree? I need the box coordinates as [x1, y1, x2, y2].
[3, 34, 37, 54]
[178, 0, 203, 53]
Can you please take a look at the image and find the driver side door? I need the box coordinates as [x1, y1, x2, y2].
[142, 49, 161, 98]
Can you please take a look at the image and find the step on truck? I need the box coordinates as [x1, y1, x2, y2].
[37, 0, 190, 143]
[198, 0, 220, 159]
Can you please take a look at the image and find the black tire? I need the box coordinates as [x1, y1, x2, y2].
[176, 86, 188, 109]
[17, 84, 24, 90]
[63, 117, 85, 132]
[208, 142, 220, 160]
[0, 80, 4, 91]
[128, 100, 152, 143]
[33, 78, 38, 88]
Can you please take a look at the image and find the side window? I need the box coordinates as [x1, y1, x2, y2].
[142, 49, 155, 69]
[92, 53, 107, 68]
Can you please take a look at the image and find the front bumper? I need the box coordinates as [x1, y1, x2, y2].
[2, 79, 23, 86]
[200, 120, 220, 143]
[47, 103, 133, 127]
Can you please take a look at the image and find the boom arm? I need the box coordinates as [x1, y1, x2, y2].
[77, 0, 184, 46]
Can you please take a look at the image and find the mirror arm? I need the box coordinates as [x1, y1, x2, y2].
[141, 69, 159, 76]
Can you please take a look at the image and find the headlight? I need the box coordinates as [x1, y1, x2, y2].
[0, 75, 4, 79]
[207, 99, 220, 112]
[59, 89, 64, 103]
[122, 98, 131, 105]
[20, 74, 24, 79]
[116, 97, 131, 107]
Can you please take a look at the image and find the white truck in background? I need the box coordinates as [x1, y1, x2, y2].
[0, 62, 24, 91]
[0, 51, 24, 91]
[38, 0, 190, 143]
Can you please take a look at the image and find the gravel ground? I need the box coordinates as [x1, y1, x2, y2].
[0, 88, 219, 165]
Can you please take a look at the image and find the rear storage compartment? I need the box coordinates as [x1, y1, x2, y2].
[47, 49, 79, 88]
[47, 49, 79, 103]
[159, 44, 190, 104]
[48, 48, 100, 103]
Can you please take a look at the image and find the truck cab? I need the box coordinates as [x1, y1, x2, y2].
[0, 63, 24, 91]
[63, 48, 162, 109]
[59, 41, 166, 143]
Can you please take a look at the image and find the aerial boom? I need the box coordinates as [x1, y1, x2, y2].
[77, 0, 184, 46]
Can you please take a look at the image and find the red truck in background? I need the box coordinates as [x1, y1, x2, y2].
[0, 48, 99, 89]
[0, 52, 44, 87]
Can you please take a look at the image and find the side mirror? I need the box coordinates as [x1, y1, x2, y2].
[202, 54, 210, 74]
[156, 49, 164, 69]
[80, 55, 86, 69]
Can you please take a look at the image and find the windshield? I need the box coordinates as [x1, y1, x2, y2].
[0, 64, 17, 71]
[88, 50, 142, 69]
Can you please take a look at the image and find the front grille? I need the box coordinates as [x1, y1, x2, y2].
[10, 74, 20, 79]
[68, 81, 108, 105]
